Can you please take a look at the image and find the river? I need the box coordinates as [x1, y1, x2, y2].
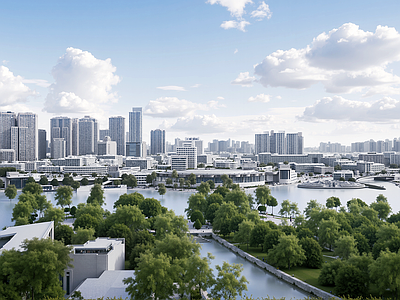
[1, 180, 399, 299]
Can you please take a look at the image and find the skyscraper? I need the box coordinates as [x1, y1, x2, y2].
[38, 129, 47, 159]
[71, 118, 79, 156]
[50, 116, 72, 158]
[109, 116, 125, 156]
[255, 132, 270, 154]
[129, 108, 142, 143]
[12, 113, 38, 161]
[78, 116, 98, 155]
[150, 129, 165, 155]
[0, 111, 16, 149]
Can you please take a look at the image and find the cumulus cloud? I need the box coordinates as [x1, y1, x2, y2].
[231, 72, 256, 86]
[43, 47, 120, 113]
[221, 20, 250, 32]
[207, 0, 252, 18]
[250, 23, 400, 95]
[250, 1, 271, 20]
[217, 96, 225, 100]
[298, 95, 400, 122]
[157, 85, 186, 91]
[166, 114, 230, 134]
[144, 97, 224, 118]
[22, 79, 51, 88]
[191, 84, 201, 88]
[0, 66, 36, 106]
[248, 93, 271, 102]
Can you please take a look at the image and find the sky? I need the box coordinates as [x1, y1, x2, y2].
[1, 0, 400, 148]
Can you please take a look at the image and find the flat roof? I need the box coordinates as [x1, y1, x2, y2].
[72, 237, 123, 250]
[0, 221, 54, 252]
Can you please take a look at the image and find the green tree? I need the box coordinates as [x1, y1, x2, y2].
[62, 175, 73, 186]
[80, 177, 89, 186]
[73, 213, 100, 230]
[213, 202, 239, 237]
[153, 210, 188, 239]
[26, 176, 35, 184]
[122, 174, 137, 188]
[335, 264, 366, 298]
[318, 259, 343, 286]
[207, 179, 215, 189]
[114, 192, 144, 208]
[370, 200, 392, 220]
[235, 220, 255, 249]
[376, 194, 388, 202]
[194, 219, 202, 229]
[72, 227, 95, 244]
[269, 196, 278, 215]
[166, 178, 173, 185]
[205, 202, 220, 224]
[55, 185, 73, 209]
[0, 237, 72, 300]
[191, 210, 205, 225]
[71, 180, 80, 190]
[197, 181, 211, 195]
[4, 184, 17, 201]
[211, 262, 248, 300]
[0, 167, 16, 177]
[250, 222, 271, 250]
[188, 173, 196, 186]
[335, 235, 358, 260]
[114, 205, 147, 231]
[158, 183, 166, 198]
[186, 193, 207, 218]
[86, 184, 104, 205]
[39, 175, 49, 185]
[221, 174, 230, 188]
[179, 177, 185, 189]
[319, 217, 339, 250]
[22, 182, 43, 195]
[224, 189, 251, 215]
[41, 206, 65, 226]
[255, 185, 270, 208]
[299, 237, 323, 268]
[279, 199, 291, 217]
[263, 229, 283, 253]
[267, 235, 305, 269]
[370, 249, 400, 298]
[139, 197, 162, 218]
[50, 178, 59, 186]
[54, 224, 74, 245]
[303, 199, 323, 219]
[184, 253, 215, 297]
[124, 251, 176, 300]
[171, 169, 178, 182]
[326, 196, 340, 210]
[12, 201, 34, 225]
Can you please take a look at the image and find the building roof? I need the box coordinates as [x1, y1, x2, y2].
[0, 221, 54, 252]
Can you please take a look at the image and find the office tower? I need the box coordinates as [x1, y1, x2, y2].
[0, 111, 17, 149]
[297, 132, 304, 154]
[109, 116, 125, 156]
[97, 136, 117, 155]
[185, 137, 203, 155]
[270, 131, 285, 154]
[52, 138, 66, 159]
[99, 129, 110, 141]
[150, 129, 165, 155]
[0, 149, 15, 162]
[286, 133, 299, 154]
[209, 140, 219, 153]
[38, 129, 46, 159]
[177, 143, 197, 169]
[255, 132, 270, 154]
[78, 116, 98, 155]
[129, 108, 142, 143]
[126, 142, 142, 157]
[11, 113, 38, 161]
[71, 118, 79, 156]
[50, 116, 72, 158]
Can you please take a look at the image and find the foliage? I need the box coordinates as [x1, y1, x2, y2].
[191, 210, 205, 225]
[139, 197, 162, 218]
[0, 166, 16, 177]
[250, 222, 271, 250]
[255, 185, 271, 207]
[318, 259, 343, 286]
[235, 220, 255, 249]
[266, 235, 305, 269]
[194, 219, 202, 229]
[299, 237, 323, 268]
[122, 174, 137, 188]
[54, 224, 74, 245]
[335, 264, 366, 298]
[213, 202, 239, 237]
[72, 227, 95, 244]
[80, 177, 89, 186]
[73, 213, 100, 230]
[335, 235, 358, 260]
[197, 181, 211, 195]
[188, 173, 196, 186]
[50, 178, 59, 186]
[224, 189, 251, 215]
[39, 175, 49, 185]
[71, 180, 80, 190]
[55, 186, 73, 208]
[370, 200, 391, 220]
[86, 184, 104, 206]
[158, 183, 166, 197]
[207, 179, 215, 189]
[186, 193, 207, 219]
[318, 217, 339, 250]
[4, 184, 17, 200]
[114, 192, 144, 209]
[210, 262, 248, 300]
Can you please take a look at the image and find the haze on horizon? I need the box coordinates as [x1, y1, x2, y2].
[1, 0, 400, 147]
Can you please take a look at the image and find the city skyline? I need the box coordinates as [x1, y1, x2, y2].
[1, 1, 400, 146]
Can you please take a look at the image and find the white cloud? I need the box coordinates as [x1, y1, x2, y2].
[221, 20, 250, 32]
[207, 0, 253, 18]
[250, 1, 272, 20]
[157, 85, 186, 91]
[298, 95, 400, 122]
[217, 96, 225, 100]
[231, 72, 256, 86]
[167, 114, 230, 134]
[234, 49, 238, 54]
[144, 97, 223, 118]
[22, 79, 51, 88]
[44, 47, 120, 114]
[0, 66, 36, 106]
[251, 23, 400, 95]
[191, 84, 201, 88]
[248, 93, 271, 102]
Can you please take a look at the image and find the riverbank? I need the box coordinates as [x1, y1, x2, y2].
[210, 233, 338, 300]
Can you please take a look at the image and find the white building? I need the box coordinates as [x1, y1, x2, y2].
[109, 116, 125, 156]
[171, 155, 188, 171]
[97, 136, 117, 155]
[177, 142, 197, 169]
[278, 164, 297, 184]
[79, 116, 98, 155]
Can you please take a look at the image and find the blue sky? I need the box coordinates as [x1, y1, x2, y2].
[1, 0, 400, 147]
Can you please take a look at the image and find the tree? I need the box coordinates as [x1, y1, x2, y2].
[0, 167, 16, 177]
[197, 181, 211, 195]
[263, 229, 283, 253]
[179, 177, 185, 189]
[158, 183, 166, 198]
[221, 174, 230, 188]
[171, 169, 178, 182]
[318, 217, 339, 250]
[22, 182, 43, 195]
[213, 202, 239, 237]
[207, 179, 215, 189]
[122, 174, 137, 188]
[370, 200, 391, 220]
[153, 210, 188, 239]
[0, 237, 72, 300]
[26, 176, 35, 184]
[224, 189, 251, 215]
[326, 196, 340, 210]
[205, 202, 220, 224]
[370, 249, 400, 298]
[188, 173, 196, 186]
[250, 222, 270, 250]
[304, 199, 323, 219]
[194, 219, 202, 229]
[334, 235, 358, 260]
[166, 178, 173, 185]
[91, 172, 97, 178]
[80, 177, 89, 186]
[267, 235, 305, 270]
[139, 197, 162, 218]
[71, 180, 80, 190]
[335, 264, 366, 298]
[299, 237, 323, 268]
[72, 227, 95, 244]
[114, 192, 144, 208]
[318, 259, 343, 286]
[62, 175, 73, 186]
[12, 201, 34, 225]
[55, 186, 73, 209]
[235, 220, 255, 249]
[279, 199, 291, 217]
[186, 193, 207, 218]
[50, 178, 59, 186]
[255, 185, 271, 208]
[376, 194, 388, 202]
[191, 210, 205, 225]
[124, 251, 176, 300]
[114, 205, 147, 231]
[41, 206, 65, 226]
[173, 183, 178, 190]
[184, 253, 215, 297]
[269, 196, 278, 215]
[211, 262, 248, 300]
[86, 184, 104, 205]
[55, 224, 74, 245]
[4, 184, 17, 201]
[73, 213, 100, 230]
[39, 175, 49, 185]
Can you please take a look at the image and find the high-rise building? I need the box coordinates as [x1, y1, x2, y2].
[50, 117, 72, 158]
[109, 116, 125, 156]
[129, 108, 142, 143]
[270, 131, 285, 154]
[97, 136, 117, 155]
[38, 129, 47, 159]
[72, 118, 79, 156]
[255, 132, 270, 154]
[12, 113, 38, 161]
[286, 133, 303, 154]
[52, 138, 66, 159]
[150, 129, 165, 155]
[185, 137, 203, 155]
[99, 129, 110, 141]
[78, 116, 98, 155]
[177, 142, 197, 169]
[0, 111, 16, 149]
